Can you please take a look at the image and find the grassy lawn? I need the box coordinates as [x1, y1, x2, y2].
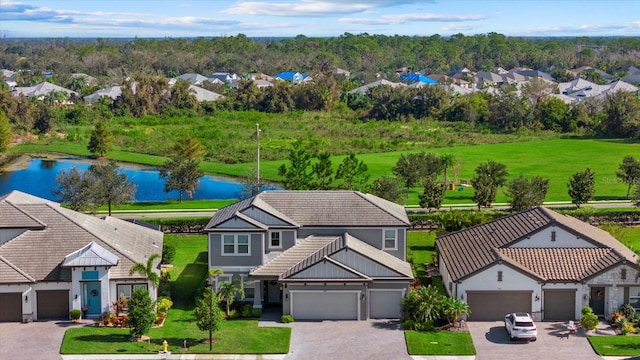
[588, 335, 640, 356]
[60, 234, 291, 355]
[599, 224, 640, 254]
[407, 230, 436, 281]
[405, 330, 476, 355]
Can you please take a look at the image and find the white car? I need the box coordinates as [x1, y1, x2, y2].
[504, 313, 537, 341]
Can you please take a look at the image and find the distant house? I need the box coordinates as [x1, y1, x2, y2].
[349, 79, 406, 95]
[188, 85, 224, 102]
[515, 69, 555, 82]
[209, 72, 238, 85]
[332, 68, 351, 78]
[399, 73, 437, 85]
[12, 82, 78, 102]
[71, 73, 98, 87]
[274, 71, 311, 85]
[83, 86, 122, 103]
[177, 73, 209, 85]
[0, 191, 163, 322]
[427, 74, 471, 88]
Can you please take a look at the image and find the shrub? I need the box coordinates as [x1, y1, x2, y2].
[127, 288, 156, 337]
[69, 309, 81, 321]
[581, 306, 594, 316]
[241, 304, 254, 318]
[580, 311, 599, 331]
[252, 309, 262, 317]
[162, 242, 176, 264]
[281, 315, 294, 323]
[156, 297, 173, 318]
[620, 304, 636, 320]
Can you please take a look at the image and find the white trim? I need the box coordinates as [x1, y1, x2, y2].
[239, 274, 255, 300]
[289, 290, 361, 320]
[382, 229, 398, 251]
[214, 266, 255, 272]
[221, 233, 251, 256]
[268, 230, 283, 250]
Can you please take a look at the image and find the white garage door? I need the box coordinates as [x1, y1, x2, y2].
[369, 290, 403, 319]
[291, 291, 359, 320]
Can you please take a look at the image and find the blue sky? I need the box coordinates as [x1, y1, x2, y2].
[1, 0, 639, 38]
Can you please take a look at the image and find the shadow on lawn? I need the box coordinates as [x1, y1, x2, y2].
[171, 251, 208, 310]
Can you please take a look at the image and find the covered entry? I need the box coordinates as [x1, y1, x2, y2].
[466, 291, 532, 321]
[37, 290, 69, 320]
[290, 291, 359, 320]
[544, 289, 576, 320]
[0, 293, 22, 322]
[369, 289, 403, 319]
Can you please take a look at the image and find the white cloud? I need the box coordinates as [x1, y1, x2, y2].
[340, 12, 486, 26]
[224, 1, 377, 16]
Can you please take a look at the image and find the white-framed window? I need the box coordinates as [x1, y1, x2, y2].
[630, 287, 640, 311]
[269, 231, 282, 249]
[215, 274, 233, 292]
[240, 274, 255, 299]
[117, 284, 148, 299]
[383, 229, 397, 250]
[222, 234, 251, 256]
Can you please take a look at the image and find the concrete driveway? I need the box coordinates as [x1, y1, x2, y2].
[468, 321, 601, 360]
[0, 320, 85, 360]
[285, 320, 410, 360]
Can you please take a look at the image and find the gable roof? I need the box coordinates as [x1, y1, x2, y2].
[399, 73, 437, 84]
[250, 233, 413, 280]
[12, 82, 78, 98]
[63, 241, 119, 267]
[0, 190, 163, 283]
[349, 79, 405, 95]
[205, 190, 410, 230]
[436, 206, 638, 282]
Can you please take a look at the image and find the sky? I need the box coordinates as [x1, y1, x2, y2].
[1, 0, 639, 38]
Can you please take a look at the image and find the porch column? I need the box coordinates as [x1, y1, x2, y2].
[253, 280, 262, 309]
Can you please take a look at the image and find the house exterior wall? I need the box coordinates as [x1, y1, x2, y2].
[511, 226, 597, 248]
[242, 208, 292, 226]
[330, 249, 405, 277]
[71, 266, 110, 316]
[265, 230, 296, 254]
[297, 227, 407, 260]
[0, 229, 26, 245]
[209, 232, 264, 267]
[438, 257, 454, 297]
[458, 264, 541, 319]
[586, 264, 639, 319]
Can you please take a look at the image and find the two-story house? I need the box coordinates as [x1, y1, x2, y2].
[204, 190, 413, 320]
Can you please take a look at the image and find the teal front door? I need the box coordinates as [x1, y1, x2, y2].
[84, 282, 102, 315]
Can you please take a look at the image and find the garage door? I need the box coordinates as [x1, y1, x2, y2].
[369, 290, 403, 319]
[291, 291, 358, 320]
[0, 293, 22, 322]
[544, 290, 576, 320]
[37, 290, 69, 320]
[466, 291, 532, 321]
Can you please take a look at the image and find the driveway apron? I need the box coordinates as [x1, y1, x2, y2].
[468, 321, 601, 360]
[285, 320, 410, 360]
[0, 320, 79, 360]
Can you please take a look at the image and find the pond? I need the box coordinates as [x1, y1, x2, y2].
[0, 156, 255, 202]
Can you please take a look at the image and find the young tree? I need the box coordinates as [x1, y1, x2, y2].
[216, 279, 245, 318]
[127, 288, 156, 339]
[194, 287, 223, 350]
[88, 161, 136, 215]
[616, 155, 640, 199]
[129, 253, 161, 294]
[393, 152, 443, 188]
[368, 176, 406, 203]
[441, 296, 471, 327]
[336, 152, 369, 191]
[159, 158, 204, 202]
[419, 175, 445, 211]
[471, 160, 508, 208]
[568, 168, 595, 208]
[87, 121, 113, 157]
[0, 109, 11, 153]
[52, 167, 95, 212]
[311, 151, 333, 190]
[506, 174, 549, 212]
[278, 140, 313, 190]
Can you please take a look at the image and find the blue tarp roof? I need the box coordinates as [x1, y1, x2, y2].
[399, 73, 437, 84]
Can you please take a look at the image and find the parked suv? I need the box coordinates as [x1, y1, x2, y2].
[504, 313, 537, 341]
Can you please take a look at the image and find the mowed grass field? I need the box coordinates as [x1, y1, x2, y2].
[14, 138, 639, 204]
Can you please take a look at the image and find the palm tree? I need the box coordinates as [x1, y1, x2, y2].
[216, 279, 245, 317]
[441, 296, 471, 327]
[440, 153, 455, 195]
[129, 253, 161, 292]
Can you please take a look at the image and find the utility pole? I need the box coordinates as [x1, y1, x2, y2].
[256, 123, 261, 194]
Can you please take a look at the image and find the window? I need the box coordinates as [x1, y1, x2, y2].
[383, 229, 397, 250]
[551, 231, 556, 242]
[222, 234, 251, 255]
[630, 287, 640, 311]
[621, 268, 627, 280]
[240, 275, 255, 299]
[269, 231, 282, 249]
[497, 271, 503, 282]
[117, 284, 148, 299]
[215, 274, 232, 292]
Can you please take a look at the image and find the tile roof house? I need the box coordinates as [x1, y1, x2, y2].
[274, 72, 311, 85]
[12, 82, 78, 101]
[177, 73, 209, 85]
[349, 79, 406, 95]
[436, 207, 639, 322]
[0, 191, 163, 322]
[83, 86, 123, 103]
[204, 190, 413, 320]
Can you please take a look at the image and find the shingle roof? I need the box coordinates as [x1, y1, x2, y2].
[206, 190, 410, 230]
[250, 233, 413, 280]
[0, 190, 163, 283]
[436, 206, 638, 282]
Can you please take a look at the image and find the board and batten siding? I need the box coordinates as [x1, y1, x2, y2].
[511, 226, 598, 248]
[290, 261, 361, 279]
[242, 207, 294, 226]
[0, 229, 26, 245]
[331, 249, 404, 277]
[208, 233, 264, 267]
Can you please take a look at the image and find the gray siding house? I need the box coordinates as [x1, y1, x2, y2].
[204, 190, 413, 320]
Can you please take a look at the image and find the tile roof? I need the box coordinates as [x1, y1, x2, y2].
[0, 190, 163, 283]
[206, 190, 410, 230]
[436, 206, 638, 282]
[250, 233, 413, 280]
